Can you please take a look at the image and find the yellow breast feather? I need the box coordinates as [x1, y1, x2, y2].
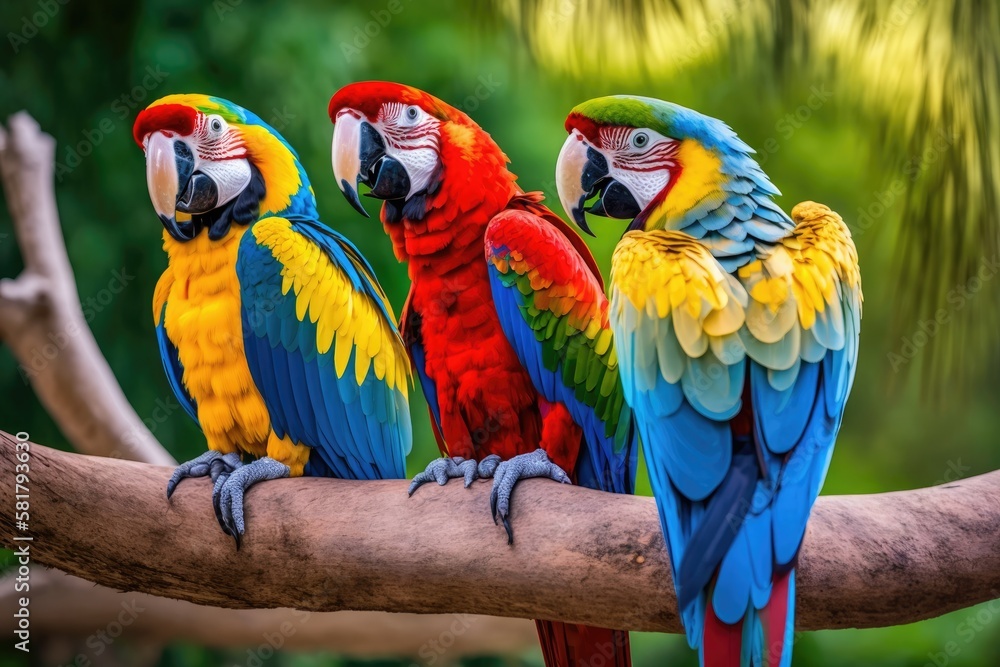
[159, 228, 271, 456]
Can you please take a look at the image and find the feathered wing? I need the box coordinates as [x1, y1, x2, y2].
[484, 205, 637, 495]
[153, 266, 199, 424]
[399, 286, 447, 453]
[611, 202, 860, 666]
[236, 216, 412, 480]
[486, 199, 637, 667]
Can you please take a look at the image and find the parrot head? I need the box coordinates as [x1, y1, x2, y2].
[133, 94, 315, 243]
[555, 95, 758, 235]
[328, 81, 510, 225]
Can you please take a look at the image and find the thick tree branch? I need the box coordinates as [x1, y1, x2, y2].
[0, 113, 173, 465]
[4, 432, 999, 632]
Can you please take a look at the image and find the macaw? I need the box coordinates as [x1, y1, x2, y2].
[134, 94, 411, 544]
[328, 82, 638, 667]
[555, 96, 862, 667]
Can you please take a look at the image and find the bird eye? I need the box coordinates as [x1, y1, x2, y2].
[405, 106, 419, 122]
[632, 131, 649, 149]
[209, 116, 224, 133]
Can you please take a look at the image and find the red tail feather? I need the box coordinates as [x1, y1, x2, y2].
[536, 621, 630, 667]
[761, 571, 792, 667]
[702, 596, 744, 667]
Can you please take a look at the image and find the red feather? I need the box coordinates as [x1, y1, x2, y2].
[537, 621, 631, 667]
[132, 104, 197, 146]
[761, 571, 792, 667]
[703, 592, 745, 667]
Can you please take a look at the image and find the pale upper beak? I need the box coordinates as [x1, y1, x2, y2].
[556, 130, 598, 235]
[332, 111, 366, 217]
[145, 131, 197, 242]
[331, 109, 412, 217]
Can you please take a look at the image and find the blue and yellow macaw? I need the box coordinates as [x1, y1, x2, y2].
[556, 96, 862, 667]
[134, 94, 411, 545]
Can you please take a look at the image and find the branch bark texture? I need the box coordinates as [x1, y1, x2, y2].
[4, 432, 998, 633]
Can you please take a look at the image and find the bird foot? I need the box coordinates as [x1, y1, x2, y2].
[214, 457, 289, 548]
[408, 455, 499, 495]
[166, 451, 243, 499]
[490, 449, 571, 545]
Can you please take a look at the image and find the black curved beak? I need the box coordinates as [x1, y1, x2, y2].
[588, 177, 641, 221]
[332, 113, 411, 217]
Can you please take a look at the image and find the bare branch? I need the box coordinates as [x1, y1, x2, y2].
[4, 432, 998, 632]
[0, 113, 172, 466]
[0, 568, 535, 658]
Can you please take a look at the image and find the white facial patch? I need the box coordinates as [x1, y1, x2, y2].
[600, 126, 677, 210]
[198, 157, 253, 207]
[378, 102, 442, 198]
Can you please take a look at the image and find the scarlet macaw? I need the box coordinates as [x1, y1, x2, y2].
[328, 82, 637, 667]
[134, 94, 411, 544]
[555, 96, 862, 667]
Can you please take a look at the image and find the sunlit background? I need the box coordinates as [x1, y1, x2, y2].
[1, 0, 999, 665]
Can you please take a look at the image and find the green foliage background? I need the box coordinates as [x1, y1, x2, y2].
[1, 0, 998, 665]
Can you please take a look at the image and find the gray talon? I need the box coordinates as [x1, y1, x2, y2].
[215, 457, 290, 545]
[489, 449, 571, 545]
[408, 456, 482, 496]
[477, 454, 502, 479]
[167, 450, 242, 499]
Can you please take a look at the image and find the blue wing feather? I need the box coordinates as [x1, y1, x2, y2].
[155, 304, 199, 425]
[237, 217, 410, 481]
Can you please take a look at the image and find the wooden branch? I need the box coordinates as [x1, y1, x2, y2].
[0, 113, 173, 465]
[4, 432, 999, 632]
[0, 568, 535, 658]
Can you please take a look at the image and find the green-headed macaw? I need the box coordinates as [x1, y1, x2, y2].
[555, 95, 862, 667]
[134, 94, 411, 545]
